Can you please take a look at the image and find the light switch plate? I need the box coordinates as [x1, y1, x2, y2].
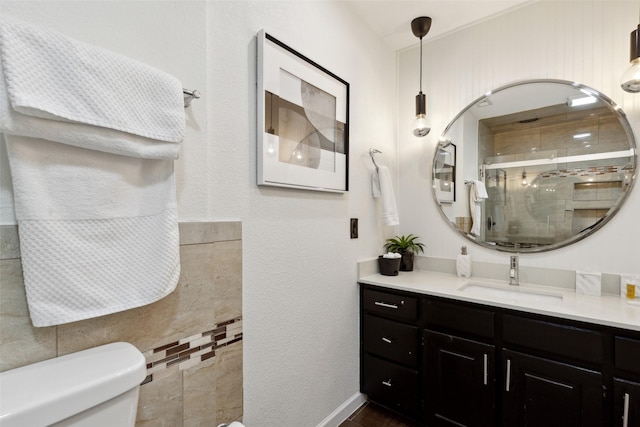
[350, 218, 358, 239]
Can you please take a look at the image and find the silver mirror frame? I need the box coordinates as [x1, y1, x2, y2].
[432, 79, 638, 253]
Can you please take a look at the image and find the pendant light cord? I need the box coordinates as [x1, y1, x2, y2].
[419, 37, 423, 93]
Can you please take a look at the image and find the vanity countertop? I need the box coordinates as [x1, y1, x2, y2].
[359, 270, 640, 332]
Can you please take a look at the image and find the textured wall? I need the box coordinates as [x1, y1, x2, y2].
[206, 3, 397, 426]
[397, 1, 640, 275]
[0, 221, 243, 426]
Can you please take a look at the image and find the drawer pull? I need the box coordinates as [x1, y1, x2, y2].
[623, 393, 630, 427]
[374, 301, 398, 309]
[483, 353, 488, 386]
[505, 359, 511, 392]
[382, 337, 392, 344]
[382, 379, 392, 387]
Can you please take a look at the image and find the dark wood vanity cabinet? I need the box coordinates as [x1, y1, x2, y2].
[360, 287, 421, 419]
[359, 283, 640, 427]
[613, 337, 640, 427]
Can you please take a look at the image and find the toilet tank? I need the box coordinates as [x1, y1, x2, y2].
[0, 342, 146, 427]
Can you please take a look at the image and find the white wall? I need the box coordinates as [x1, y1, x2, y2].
[398, 1, 640, 276]
[0, 1, 397, 426]
[205, 3, 397, 425]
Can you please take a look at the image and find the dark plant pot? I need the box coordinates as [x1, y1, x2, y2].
[378, 256, 401, 276]
[400, 252, 414, 271]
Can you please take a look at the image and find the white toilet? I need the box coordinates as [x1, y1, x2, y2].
[0, 342, 146, 427]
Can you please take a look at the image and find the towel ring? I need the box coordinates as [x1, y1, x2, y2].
[369, 148, 381, 171]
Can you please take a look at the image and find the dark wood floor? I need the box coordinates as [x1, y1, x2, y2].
[339, 402, 422, 427]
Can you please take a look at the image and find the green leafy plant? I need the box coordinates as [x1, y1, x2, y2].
[383, 234, 425, 255]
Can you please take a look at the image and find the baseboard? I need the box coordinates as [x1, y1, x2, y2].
[316, 392, 366, 427]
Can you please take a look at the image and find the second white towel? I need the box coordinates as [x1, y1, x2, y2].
[6, 135, 181, 327]
[375, 166, 399, 227]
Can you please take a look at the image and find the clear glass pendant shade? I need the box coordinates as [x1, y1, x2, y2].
[413, 114, 430, 137]
[413, 91, 430, 137]
[621, 59, 640, 93]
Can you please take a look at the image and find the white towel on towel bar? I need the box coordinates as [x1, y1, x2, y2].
[0, 15, 184, 159]
[0, 16, 184, 327]
[376, 166, 399, 227]
[371, 171, 381, 198]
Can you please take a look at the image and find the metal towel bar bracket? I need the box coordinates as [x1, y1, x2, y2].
[183, 89, 201, 108]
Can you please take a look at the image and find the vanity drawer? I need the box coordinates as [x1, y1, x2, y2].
[362, 288, 418, 321]
[615, 336, 640, 375]
[503, 314, 604, 364]
[362, 314, 419, 368]
[362, 353, 420, 415]
[424, 298, 494, 339]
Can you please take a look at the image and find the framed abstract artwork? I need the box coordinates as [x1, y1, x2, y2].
[257, 30, 349, 192]
[434, 142, 456, 203]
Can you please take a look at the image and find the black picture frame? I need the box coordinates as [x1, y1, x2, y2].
[257, 30, 350, 192]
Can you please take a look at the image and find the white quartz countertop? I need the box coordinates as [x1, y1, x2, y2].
[359, 270, 640, 332]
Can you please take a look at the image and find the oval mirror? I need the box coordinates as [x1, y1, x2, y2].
[433, 79, 637, 253]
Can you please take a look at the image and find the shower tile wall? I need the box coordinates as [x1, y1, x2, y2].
[0, 221, 243, 426]
[481, 105, 632, 244]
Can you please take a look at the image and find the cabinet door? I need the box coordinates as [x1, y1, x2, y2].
[614, 378, 640, 427]
[424, 330, 495, 427]
[503, 349, 604, 427]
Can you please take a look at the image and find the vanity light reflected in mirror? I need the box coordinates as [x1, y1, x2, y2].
[433, 79, 637, 253]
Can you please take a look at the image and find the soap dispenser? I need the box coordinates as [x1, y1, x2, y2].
[456, 246, 472, 278]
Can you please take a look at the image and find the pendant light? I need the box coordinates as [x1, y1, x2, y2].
[621, 14, 640, 93]
[411, 16, 432, 137]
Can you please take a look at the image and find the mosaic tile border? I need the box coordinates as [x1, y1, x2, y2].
[538, 165, 632, 178]
[141, 316, 242, 385]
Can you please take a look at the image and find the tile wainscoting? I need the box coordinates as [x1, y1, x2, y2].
[0, 221, 243, 426]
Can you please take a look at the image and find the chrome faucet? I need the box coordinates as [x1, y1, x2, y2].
[509, 255, 519, 286]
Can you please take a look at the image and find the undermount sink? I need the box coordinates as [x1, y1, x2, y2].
[458, 282, 564, 305]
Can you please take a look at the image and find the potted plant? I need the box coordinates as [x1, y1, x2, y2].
[383, 234, 425, 271]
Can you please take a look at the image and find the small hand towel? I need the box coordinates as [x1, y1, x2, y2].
[473, 180, 488, 199]
[469, 180, 488, 236]
[377, 166, 399, 226]
[371, 172, 381, 198]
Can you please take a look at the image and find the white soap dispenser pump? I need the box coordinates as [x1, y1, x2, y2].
[456, 246, 472, 278]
